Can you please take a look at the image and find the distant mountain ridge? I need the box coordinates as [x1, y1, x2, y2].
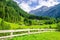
[30, 6, 50, 15]
[29, 4, 60, 18]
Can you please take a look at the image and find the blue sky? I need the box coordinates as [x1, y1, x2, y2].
[14, 0, 60, 12]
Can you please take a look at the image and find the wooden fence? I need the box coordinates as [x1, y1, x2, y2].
[0, 29, 57, 39]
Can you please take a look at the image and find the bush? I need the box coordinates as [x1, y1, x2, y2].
[24, 18, 32, 26]
[56, 23, 60, 31]
[44, 20, 54, 24]
[0, 20, 10, 30]
[49, 26, 52, 29]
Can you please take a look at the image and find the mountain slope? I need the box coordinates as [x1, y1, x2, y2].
[30, 6, 50, 16]
[41, 4, 60, 18]
[0, 0, 30, 23]
[29, 4, 60, 18]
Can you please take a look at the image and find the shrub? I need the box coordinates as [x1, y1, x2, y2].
[0, 20, 10, 30]
[44, 20, 54, 24]
[56, 23, 60, 31]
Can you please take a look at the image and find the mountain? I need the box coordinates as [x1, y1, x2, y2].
[30, 6, 49, 15]
[40, 4, 60, 18]
[29, 4, 60, 18]
[0, 0, 31, 23]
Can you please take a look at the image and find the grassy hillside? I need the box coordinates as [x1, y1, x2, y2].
[0, 18, 57, 30]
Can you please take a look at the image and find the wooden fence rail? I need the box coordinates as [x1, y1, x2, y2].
[0, 29, 57, 39]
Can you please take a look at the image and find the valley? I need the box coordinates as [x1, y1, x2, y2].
[0, 0, 60, 40]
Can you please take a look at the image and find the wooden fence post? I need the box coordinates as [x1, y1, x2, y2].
[28, 29, 30, 34]
[38, 29, 40, 32]
[11, 32, 13, 36]
[10, 31, 13, 39]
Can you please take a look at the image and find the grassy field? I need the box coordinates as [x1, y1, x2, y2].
[0, 18, 58, 30]
[1, 21, 57, 29]
[9, 23, 57, 29]
[11, 32, 60, 40]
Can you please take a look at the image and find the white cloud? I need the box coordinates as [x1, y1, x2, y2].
[38, 0, 59, 7]
[32, 0, 59, 10]
[19, 1, 32, 12]
[30, 0, 37, 2]
[14, 0, 20, 4]
[15, 0, 60, 12]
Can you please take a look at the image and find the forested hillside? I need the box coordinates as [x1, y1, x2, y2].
[0, 0, 29, 23]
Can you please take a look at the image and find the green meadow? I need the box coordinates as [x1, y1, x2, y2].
[11, 32, 60, 40]
[0, 18, 58, 30]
